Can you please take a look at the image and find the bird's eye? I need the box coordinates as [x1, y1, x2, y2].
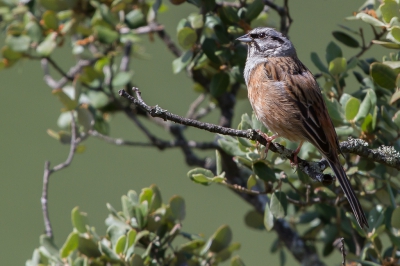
[250, 33, 266, 39]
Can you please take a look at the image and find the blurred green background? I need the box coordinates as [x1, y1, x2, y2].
[0, 0, 386, 265]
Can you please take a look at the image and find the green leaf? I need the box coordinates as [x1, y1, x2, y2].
[6, 35, 30, 52]
[354, 90, 373, 122]
[125, 10, 146, 28]
[361, 113, 374, 132]
[178, 239, 205, 252]
[372, 40, 400, 49]
[325, 42, 342, 64]
[99, 242, 120, 260]
[42, 10, 59, 30]
[149, 184, 162, 212]
[169, 195, 185, 221]
[216, 150, 222, 176]
[177, 27, 197, 50]
[247, 174, 257, 189]
[244, 210, 264, 230]
[345, 97, 361, 121]
[129, 254, 144, 266]
[38, 0, 74, 11]
[332, 31, 359, 48]
[329, 57, 347, 75]
[188, 168, 214, 184]
[40, 234, 60, 260]
[94, 26, 119, 44]
[214, 25, 230, 44]
[253, 162, 276, 182]
[390, 26, 400, 43]
[60, 232, 79, 258]
[52, 89, 78, 110]
[125, 229, 136, 250]
[25, 21, 42, 43]
[270, 191, 287, 219]
[202, 38, 220, 64]
[188, 13, 204, 29]
[36, 32, 57, 56]
[192, 173, 212, 185]
[221, 6, 239, 24]
[231, 256, 245, 266]
[139, 187, 153, 204]
[86, 90, 109, 108]
[370, 62, 398, 90]
[311, 52, 329, 73]
[71, 206, 88, 233]
[78, 237, 101, 257]
[77, 107, 94, 134]
[380, 0, 399, 23]
[112, 72, 132, 87]
[356, 13, 386, 27]
[114, 235, 126, 254]
[172, 50, 193, 74]
[391, 206, 400, 229]
[210, 72, 230, 98]
[264, 202, 274, 231]
[209, 225, 232, 252]
[245, 0, 264, 21]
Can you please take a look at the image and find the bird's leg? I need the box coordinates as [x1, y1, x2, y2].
[256, 130, 278, 158]
[291, 141, 304, 166]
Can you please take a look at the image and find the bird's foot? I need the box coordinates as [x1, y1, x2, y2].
[256, 130, 277, 158]
[290, 141, 304, 167]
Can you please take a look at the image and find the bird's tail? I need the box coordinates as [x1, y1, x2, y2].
[327, 158, 369, 229]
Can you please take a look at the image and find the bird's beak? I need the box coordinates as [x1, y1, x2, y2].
[236, 34, 253, 43]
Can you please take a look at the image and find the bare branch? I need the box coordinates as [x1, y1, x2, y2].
[41, 58, 99, 90]
[119, 88, 400, 174]
[156, 28, 182, 58]
[41, 112, 78, 239]
[263, 0, 293, 35]
[186, 94, 206, 119]
[89, 129, 218, 150]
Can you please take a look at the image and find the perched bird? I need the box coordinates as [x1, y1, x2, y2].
[237, 27, 368, 229]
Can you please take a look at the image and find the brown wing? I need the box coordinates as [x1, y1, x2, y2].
[265, 56, 340, 158]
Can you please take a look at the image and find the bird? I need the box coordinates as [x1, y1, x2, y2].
[236, 27, 368, 229]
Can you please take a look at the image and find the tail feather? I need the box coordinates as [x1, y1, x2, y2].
[327, 158, 369, 229]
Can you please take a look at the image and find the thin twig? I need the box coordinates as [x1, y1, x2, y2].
[156, 28, 182, 58]
[186, 94, 206, 119]
[41, 112, 78, 239]
[354, 28, 386, 59]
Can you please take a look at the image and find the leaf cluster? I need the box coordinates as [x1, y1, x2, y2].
[27, 185, 245, 266]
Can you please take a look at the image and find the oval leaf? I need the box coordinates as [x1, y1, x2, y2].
[329, 57, 347, 75]
[370, 62, 397, 90]
[270, 191, 287, 219]
[60, 232, 79, 258]
[71, 206, 88, 233]
[209, 225, 232, 252]
[253, 162, 276, 182]
[345, 97, 361, 121]
[332, 31, 359, 48]
[169, 195, 186, 221]
[264, 202, 274, 231]
[177, 27, 197, 50]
